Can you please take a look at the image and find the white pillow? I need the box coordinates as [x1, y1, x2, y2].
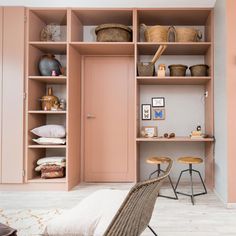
[31, 125, 66, 138]
[37, 156, 66, 165]
[33, 137, 66, 145]
[44, 189, 128, 236]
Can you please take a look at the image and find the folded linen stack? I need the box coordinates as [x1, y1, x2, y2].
[31, 125, 66, 145]
[35, 156, 66, 179]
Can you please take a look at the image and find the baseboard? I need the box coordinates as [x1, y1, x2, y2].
[213, 188, 227, 207]
[227, 203, 236, 209]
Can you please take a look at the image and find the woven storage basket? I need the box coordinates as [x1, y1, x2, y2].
[168, 64, 188, 76]
[95, 24, 132, 42]
[190, 64, 209, 76]
[141, 24, 169, 42]
[170, 26, 202, 42]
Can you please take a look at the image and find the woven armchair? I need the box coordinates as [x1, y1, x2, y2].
[104, 159, 173, 236]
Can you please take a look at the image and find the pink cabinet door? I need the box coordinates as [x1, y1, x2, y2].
[1, 7, 25, 183]
[84, 56, 135, 182]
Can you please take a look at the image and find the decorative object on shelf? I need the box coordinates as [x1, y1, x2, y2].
[137, 45, 167, 76]
[38, 54, 63, 76]
[35, 156, 66, 179]
[169, 26, 202, 42]
[141, 126, 158, 138]
[168, 64, 188, 76]
[157, 64, 166, 77]
[59, 99, 66, 110]
[153, 109, 165, 120]
[190, 125, 203, 139]
[40, 23, 61, 42]
[141, 24, 169, 42]
[95, 24, 132, 42]
[40, 87, 59, 111]
[51, 70, 57, 76]
[141, 104, 151, 120]
[189, 64, 209, 76]
[152, 97, 165, 107]
[163, 133, 175, 139]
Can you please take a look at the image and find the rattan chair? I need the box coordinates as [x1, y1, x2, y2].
[103, 159, 173, 236]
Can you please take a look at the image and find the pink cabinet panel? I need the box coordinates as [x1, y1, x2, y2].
[1, 7, 25, 183]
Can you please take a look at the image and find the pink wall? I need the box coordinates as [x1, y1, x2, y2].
[226, 0, 236, 203]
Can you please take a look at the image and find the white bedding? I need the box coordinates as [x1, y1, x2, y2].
[44, 189, 129, 236]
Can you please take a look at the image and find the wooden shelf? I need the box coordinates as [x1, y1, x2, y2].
[28, 110, 67, 114]
[136, 137, 214, 142]
[29, 42, 67, 54]
[28, 76, 67, 84]
[28, 177, 66, 183]
[70, 42, 134, 55]
[28, 145, 67, 149]
[137, 76, 211, 85]
[137, 42, 211, 55]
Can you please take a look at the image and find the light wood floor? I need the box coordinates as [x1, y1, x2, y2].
[0, 183, 236, 236]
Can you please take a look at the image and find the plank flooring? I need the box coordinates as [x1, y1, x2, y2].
[0, 183, 236, 236]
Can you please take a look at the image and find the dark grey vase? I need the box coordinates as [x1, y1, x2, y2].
[38, 54, 62, 76]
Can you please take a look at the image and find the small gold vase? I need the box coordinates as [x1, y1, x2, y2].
[40, 87, 59, 111]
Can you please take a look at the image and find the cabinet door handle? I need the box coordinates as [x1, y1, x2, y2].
[87, 114, 96, 119]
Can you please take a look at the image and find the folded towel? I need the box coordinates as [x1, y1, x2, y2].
[35, 162, 66, 172]
[37, 156, 66, 165]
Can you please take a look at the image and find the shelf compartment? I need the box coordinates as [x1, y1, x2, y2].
[71, 42, 134, 55]
[71, 9, 133, 42]
[136, 137, 214, 142]
[28, 177, 66, 183]
[137, 76, 211, 85]
[28, 110, 67, 114]
[28, 9, 67, 42]
[137, 42, 211, 55]
[29, 76, 67, 84]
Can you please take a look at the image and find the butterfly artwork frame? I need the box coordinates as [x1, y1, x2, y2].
[152, 97, 165, 107]
[153, 108, 165, 120]
[141, 104, 151, 120]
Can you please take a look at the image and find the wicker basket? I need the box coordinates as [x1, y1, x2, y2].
[137, 62, 155, 76]
[169, 26, 202, 42]
[141, 24, 169, 42]
[168, 64, 188, 76]
[95, 24, 132, 42]
[189, 64, 209, 76]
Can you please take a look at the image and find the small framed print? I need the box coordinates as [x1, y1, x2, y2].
[141, 104, 151, 120]
[141, 126, 158, 138]
[152, 97, 165, 107]
[153, 109, 165, 120]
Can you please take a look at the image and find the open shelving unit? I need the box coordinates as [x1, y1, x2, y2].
[25, 7, 214, 190]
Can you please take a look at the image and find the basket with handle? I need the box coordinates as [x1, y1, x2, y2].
[141, 24, 169, 42]
[169, 26, 202, 42]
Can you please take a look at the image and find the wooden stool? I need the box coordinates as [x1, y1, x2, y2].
[175, 157, 207, 205]
[146, 156, 178, 200]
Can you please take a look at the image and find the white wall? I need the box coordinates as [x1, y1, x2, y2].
[214, 0, 228, 203]
[0, 0, 216, 7]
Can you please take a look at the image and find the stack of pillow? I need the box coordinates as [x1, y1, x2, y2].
[35, 156, 66, 179]
[31, 125, 66, 145]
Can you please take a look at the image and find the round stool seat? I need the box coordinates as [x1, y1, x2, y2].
[146, 156, 172, 165]
[178, 157, 203, 164]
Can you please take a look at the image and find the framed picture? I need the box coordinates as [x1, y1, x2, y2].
[153, 109, 165, 120]
[141, 126, 158, 138]
[141, 104, 151, 120]
[152, 97, 165, 107]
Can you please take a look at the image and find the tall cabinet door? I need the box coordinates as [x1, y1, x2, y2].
[0, 7, 2, 183]
[1, 7, 25, 183]
[84, 56, 135, 182]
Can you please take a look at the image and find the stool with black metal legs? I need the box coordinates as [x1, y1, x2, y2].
[146, 156, 178, 200]
[175, 156, 207, 205]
